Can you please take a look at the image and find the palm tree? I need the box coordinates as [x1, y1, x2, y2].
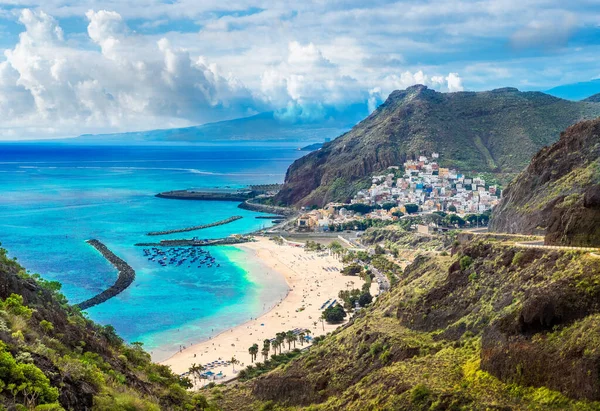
[263, 339, 271, 359]
[305, 329, 312, 343]
[188, 363, 205, 386]
[261, 346, 270, 361]
[249, 343, 259, 363]
[271, 340, 280, 356]
[298, 331, 306, 346]
[285, 330, 296, 350]
[275, 332, 286, 354]
[230, 356, 239, 373]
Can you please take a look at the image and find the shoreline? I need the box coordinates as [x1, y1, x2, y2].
[161, 236, 365, 383]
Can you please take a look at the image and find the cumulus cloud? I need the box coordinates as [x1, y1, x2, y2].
[261, 41, 463, 121]
[0, 9, 261, 138]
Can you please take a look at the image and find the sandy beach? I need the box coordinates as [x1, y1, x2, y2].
[161, 236, 373, 384]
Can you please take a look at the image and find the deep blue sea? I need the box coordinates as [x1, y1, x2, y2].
[0, 142, 304, 360]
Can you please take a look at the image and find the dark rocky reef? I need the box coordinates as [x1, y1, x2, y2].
[276, 85, 600, 207]
[490, 117, 600, 246]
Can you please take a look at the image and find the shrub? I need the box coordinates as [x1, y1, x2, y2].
[459, 255, 473, 270]
[410, 384, 432, 404]
[39, 320, 54, 334]
[512, 251, 524, 266]
[2, 294, 33, 319]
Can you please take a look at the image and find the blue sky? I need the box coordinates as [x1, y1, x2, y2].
[0, 0, 599, 139]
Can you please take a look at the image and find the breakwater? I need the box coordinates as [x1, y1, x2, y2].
[238, 200, 296, 217]
[135, 236, 251, 247]
[255, 215, 286, 220]
[156, 190, 251, 201]
[147, 216, 243, 236]
[77, 240, 136, 310]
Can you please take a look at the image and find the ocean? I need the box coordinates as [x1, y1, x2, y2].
[0, 142, 304, 361]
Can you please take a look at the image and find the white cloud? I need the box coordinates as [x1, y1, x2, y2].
[0, 9, 262, 139]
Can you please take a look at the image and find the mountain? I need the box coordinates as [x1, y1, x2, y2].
[546, 79, 600, 101]
[73, 108, 368, 144]
[0, 246, 208, 410]
[276, 85, 600, 207]
[217, 237, 600, 410]
[584, 93, 600, 103]
[490, 117, 600, 247]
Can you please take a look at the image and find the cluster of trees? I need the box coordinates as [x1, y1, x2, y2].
[430, 211, 491, 228]
[338, 288, 373, 310]
[327, 218, 395, 232]
[341, 263, 363, 276]
[304, 240, 324, 252]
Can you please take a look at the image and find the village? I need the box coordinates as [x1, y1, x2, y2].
[297, 153, 501, 232]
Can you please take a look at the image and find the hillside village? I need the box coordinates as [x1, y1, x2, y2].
[297, 153, 501, 231]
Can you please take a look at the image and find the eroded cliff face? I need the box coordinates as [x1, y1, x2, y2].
[276, 85, 600, 207]
[490, 118, 600, 247]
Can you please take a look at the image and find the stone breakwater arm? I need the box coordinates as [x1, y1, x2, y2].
[147, 216, 243, 236]
[76, 240, 136, 310]
[238, 199, 296, 217]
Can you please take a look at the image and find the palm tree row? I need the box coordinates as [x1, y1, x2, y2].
[248, 329, 312, 363]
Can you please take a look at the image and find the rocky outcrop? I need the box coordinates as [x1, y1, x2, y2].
[276, 85, 600, 207]
[490, 118, 600, 246]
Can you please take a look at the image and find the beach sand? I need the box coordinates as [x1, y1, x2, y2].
[161, 236, 374, 384]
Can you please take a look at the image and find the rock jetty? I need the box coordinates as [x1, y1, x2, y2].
[147, 216, 243, 236]
[76, 240, 136, 310]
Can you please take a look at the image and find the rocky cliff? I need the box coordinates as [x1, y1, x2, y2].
[490, 118, 600, 247]
[276, 85, 600, 207]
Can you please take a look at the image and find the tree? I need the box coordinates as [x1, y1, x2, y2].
[275, 332, 286, 354]
[392, 210, 404, 218]
[358, 293, 373, 307]
[271, 340, 280, 356]
[341, 263, 362, 276]
[248, 344, 259, 363]
[230, 356, 239, 373]
[381, 202, 396, 211]
[298, 331, 306, 346]
[322, 305, 347, 323]
[447, 205, 457, 212]
[188, 363, 205, 385]
[191, 393, 210, 410]
[328, 241, 344, 259]
[285, 331, 296, 350]
[261, 346, 270, 361]
[405, 203, 419, 214]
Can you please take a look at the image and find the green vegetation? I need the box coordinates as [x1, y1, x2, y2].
[0, 246, 218, 410]
[237, 350, 303, 382]
[215, 238, 600, 410]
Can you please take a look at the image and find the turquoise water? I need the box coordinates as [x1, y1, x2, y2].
[0, 143, 301, 360]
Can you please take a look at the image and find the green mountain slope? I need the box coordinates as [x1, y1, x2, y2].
[216, 238, 600, 410]
[0, 246, 207, 410]
[275, 85, 600, 207]
[489, 117, 600, 246]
